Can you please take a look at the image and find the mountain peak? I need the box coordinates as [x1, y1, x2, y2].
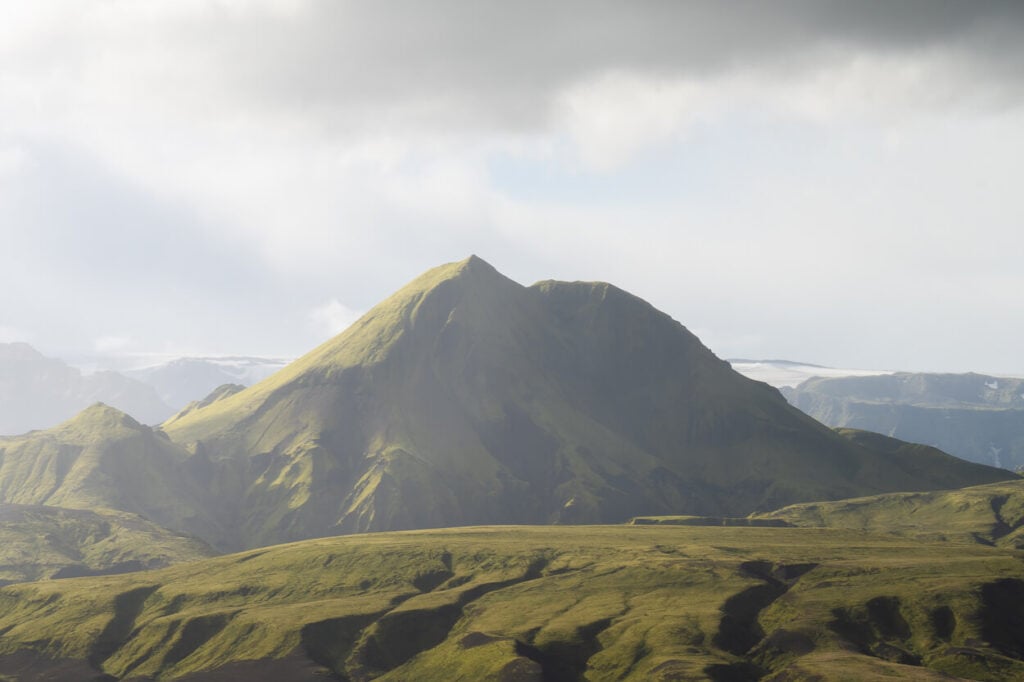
[405, 254, 506, 291]
[158, 257, 1014, 548]
[0, 341, 45, 360]
[62, 402, 144, 434]
[457, 253, 489, 270]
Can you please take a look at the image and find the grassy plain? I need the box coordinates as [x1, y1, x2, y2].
[0, 524, 1022, 680]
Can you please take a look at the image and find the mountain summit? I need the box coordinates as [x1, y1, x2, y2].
[162, 257, 1011, 549]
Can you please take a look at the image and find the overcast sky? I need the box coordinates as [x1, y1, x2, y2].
[1, 1, 1023, 373]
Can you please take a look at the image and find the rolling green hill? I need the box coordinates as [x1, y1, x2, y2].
[637, 435, 1024, 549]
[0, 403, 220, 544]
[158, 256, 1012, 550]
[755, 477, 1024, 549]
[0, 524, 1022, 681]
[0, 504, 215, 585]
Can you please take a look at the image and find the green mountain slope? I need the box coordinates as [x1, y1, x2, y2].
[0, 504, 215, 585]
[0, 403, 219, 544]
[161, 256, 1012, 550]
[163, 383, 246, 426]
[1, 525, 1023, 681]
[783, 372, 1024, 469]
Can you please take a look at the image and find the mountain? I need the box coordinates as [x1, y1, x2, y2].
[0, 524, 1022, 681]
[163, 383, 247, 425]
[124, 356, 291, 410]
[783, 372, 1024, 469]
[0, 403, 219, 544]
[0, 343, 174, 435]
[161, 256, 1012, 550]
[729, 358, 893, 388]
[0, 504, 215, 585]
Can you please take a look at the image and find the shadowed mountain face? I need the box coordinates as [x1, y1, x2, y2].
[783, 373, 1024, 469]
[159, 257, 1012, 550]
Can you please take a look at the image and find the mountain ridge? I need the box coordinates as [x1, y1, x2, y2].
[784, 372, 1024, 469]
[0, 343, 174, 435]
[156, 256, 1011, 549]
[0, 258, 1012, 553]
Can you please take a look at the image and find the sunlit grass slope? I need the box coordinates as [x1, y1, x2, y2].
[160, 256, 1013, 550]
[754, 477, 1024, 548]
[634, 433, 1024, 549]
[0, 504, 215, 585]
[0, 404, 220, 544]
[0, 525, 1022, 680]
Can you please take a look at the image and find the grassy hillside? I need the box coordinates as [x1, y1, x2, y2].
[0, 504, 215, 585]
[159, 256, 1012, 549]
[0, 404, 221, 545]
[754, 478, 1024, 549]
[0, 525, 1022, 680]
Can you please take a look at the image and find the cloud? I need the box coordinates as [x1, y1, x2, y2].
[93, 335, 132, 353]
[1, 1, 1023, 373]
[197, 1, 1024, 133]
[309, 300, 362, 339]
[0, 326, 33, 344]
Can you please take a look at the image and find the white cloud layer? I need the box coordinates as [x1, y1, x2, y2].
[93, 335, 133, 354]
[309, 300, 362, 339]
[1, 1, 1023, 373]
[0, 326, 33, 344]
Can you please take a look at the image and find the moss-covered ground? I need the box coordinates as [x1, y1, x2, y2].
[0, 524, 1022, 680]
[0, 504, 215, 584]
[746, 479, 1024, 548]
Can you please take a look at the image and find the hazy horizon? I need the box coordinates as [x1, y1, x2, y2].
[3, 2, 1023, 375]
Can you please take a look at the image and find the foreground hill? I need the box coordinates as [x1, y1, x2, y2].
[0, 343, 173, 435]
[0, 525, 1022, 681]
[0, 404, 219, 544]
[0, 504, 215, 585]
[756, 477, 1024, 549]
[783, 372, 1024, 469]
[160, 256, 1011, 550]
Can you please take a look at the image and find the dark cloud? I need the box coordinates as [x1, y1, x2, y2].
[210, 1, 1024, 130]
[3, 1, 1023, 371]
